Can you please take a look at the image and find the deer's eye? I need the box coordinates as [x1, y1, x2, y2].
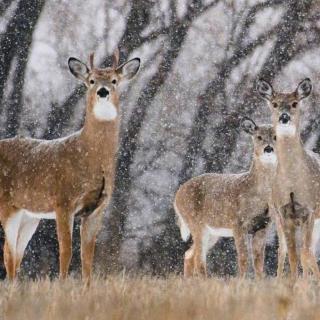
[273, 136, 277, 141]
[257, 136, 262, 140]
[90, 79, 95, 85]
[273, 102, 278, 108]
[292, 102, 298, 108]
[112, 79, 117, 85]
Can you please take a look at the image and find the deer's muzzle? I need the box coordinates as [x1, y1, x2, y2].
[97, 87, 109, 98]
[264, 145, 274, 153]
[279, 113, 290, 124]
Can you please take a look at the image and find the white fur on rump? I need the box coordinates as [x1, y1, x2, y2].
[4, 208, 76, 263]
[24, 210, 56, 219]
[4, 211, 23, 255]
[206, 225, 233, 238]
[15, 215, 39, 260]
[93, 98, 117, 121]
[201, 225, 233, 263]
[276, 124, 296, 137]
[4, 211, 40, 259]
[312, 218, 320, 257]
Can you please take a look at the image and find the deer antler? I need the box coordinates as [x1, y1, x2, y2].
[112, 48, 120, 69]
[89, 52, 95, 70]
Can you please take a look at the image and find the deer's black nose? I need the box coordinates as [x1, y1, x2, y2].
[279, 113, 290, 124]
[264, 145, 274, 153]
[97, 87, 109, 98]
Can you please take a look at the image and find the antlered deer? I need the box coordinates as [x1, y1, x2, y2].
[174, 118, 277, 277]
[257, 78, 320, 279]
[0, 49, 140, 282]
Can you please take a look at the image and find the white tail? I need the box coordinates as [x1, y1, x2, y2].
[174, 199, 190, 241]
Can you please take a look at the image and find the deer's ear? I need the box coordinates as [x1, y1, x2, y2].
[256, 79, 273, 101]
[241, 117, 258, 135]
[68, 57, 89, 82]
[296, 78, 312, 100]
[116, 58, 140, 80]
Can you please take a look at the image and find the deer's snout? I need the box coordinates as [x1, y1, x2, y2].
[97, 87, 109, 98]
[279, 113, 290, 124]
[264, 145, 274, 153]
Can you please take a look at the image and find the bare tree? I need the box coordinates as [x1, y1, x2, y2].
[98, 0, 221, 273]
[0, 0, 45, 138]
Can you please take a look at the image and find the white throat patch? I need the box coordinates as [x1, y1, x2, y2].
[93, 98, 117, 121]
[276, 123, 296, 137]
[259, 152, 277, 167]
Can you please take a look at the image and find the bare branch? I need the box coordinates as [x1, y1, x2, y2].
[112, 47, 120, 69]
[89, 52, 95, 70]
[236, 0, 283, 46]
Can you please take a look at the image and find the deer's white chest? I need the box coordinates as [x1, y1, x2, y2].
[259, 153, 277, 167]
[93, 99, 117, 121]
[276, 124, 296, 137]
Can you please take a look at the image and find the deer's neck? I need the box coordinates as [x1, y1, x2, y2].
[248, 156, 277, 192]
[277, 134, 306, 173]
[80, 94, 120, 167]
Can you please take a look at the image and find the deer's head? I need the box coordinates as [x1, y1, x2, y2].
[256, 78, 312, 138]
[241, 117, 277, 167]
[68, 49, 140, 121]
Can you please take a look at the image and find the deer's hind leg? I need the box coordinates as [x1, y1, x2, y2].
[184, 235, 206, 277]
[13, 214, 39, 275]
[184, 244, 195, 277]
[184, 227, 216, 277]
[1, 208, 39, 279]
[2, 209, 23, 279]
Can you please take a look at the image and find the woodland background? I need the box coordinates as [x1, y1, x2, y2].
[1, 0, 320, 278]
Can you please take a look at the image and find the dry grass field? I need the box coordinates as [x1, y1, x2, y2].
[0, 275, 319, 320]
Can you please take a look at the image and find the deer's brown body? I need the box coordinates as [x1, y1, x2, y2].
[257, 79, 320, 279]
[0, 51, 140, 282]
[174, 122, 277, 277]
[0, 116, 117, 213]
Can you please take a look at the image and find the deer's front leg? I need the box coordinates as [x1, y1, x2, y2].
[80, 205, 106, 284]
[56, 209, 74, 279]
[184, 244, 195, 277]
[3, 240, 15, 280]
[301, 215, 320, 279]
[252, 228, 267, 279]
[282, 223, 298, 280]
[275, 213, 287, 277]
[234, 229, 249, 278]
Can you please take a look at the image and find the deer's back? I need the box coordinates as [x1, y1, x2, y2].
[175, 172, 252, 228]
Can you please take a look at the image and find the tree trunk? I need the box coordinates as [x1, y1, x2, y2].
[0, 0, 45, 119]
[99, 21, 191, 273]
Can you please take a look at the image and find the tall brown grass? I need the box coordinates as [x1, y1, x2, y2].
[0, 275, 319, 320]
